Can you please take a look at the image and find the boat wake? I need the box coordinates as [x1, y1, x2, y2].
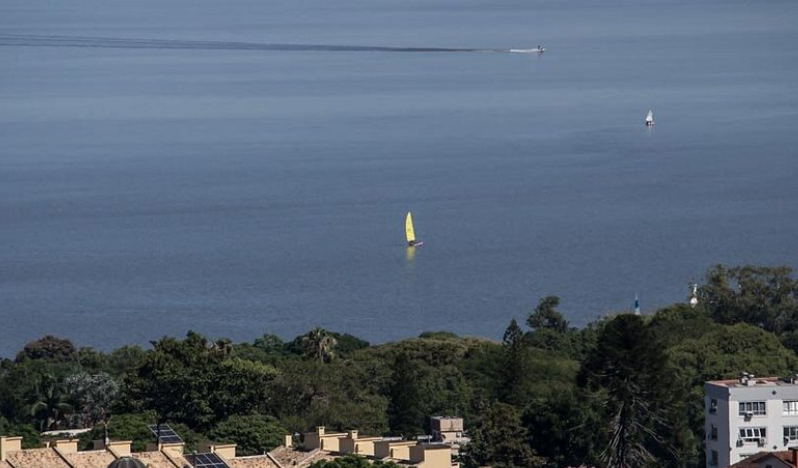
[508, 48, 545, 54]
[0, 34, 539, 55]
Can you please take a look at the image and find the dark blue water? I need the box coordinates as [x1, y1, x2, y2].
[1, 0, 797, 356]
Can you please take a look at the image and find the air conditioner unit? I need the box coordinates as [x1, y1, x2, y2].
[744, 411, 754, 419]
[757, 438, 766, 447]
[737, 439, 744, 447]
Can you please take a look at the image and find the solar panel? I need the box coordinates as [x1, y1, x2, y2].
[147, 424, 184, 444]
[185, 453, 230, 468]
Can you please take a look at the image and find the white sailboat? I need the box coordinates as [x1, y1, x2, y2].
[405, 212, 423, 247]
[645, 110, 655, 126]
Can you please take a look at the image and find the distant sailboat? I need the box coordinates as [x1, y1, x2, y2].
[645, 110, 655, 126]
[405, 212, 422, 247]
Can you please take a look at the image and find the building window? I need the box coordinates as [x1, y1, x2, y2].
[709, 399, 718, 414]
[710, 450, 718, 466]
[710, 424, 718, 441]
[739, 427, 767, 441]
[785, 426, 798, 441]
[739, 401, 767, 416]
[785, 401, 798, 415]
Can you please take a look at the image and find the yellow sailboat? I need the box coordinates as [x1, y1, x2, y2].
[405, 212, 422, 247]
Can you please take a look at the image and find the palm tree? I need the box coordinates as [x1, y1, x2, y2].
[301, 327, 337, 363]
[29, 374, 72, 431]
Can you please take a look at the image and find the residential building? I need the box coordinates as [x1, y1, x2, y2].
[705, 374, 798, 468]
[338, 431, 381, 456]
[429, 416, 469, 459]
[1, 426, 455, 468]
[0, 436, 289, 468]
[429, 417, 468, 445]
[303, 426, 349, 452]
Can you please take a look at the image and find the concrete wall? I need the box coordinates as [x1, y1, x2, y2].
[374, 441, 416, 460]
[338, 438, 380, 456]
[0, 437, 23, 461]
[431, 418, 463, 433]
[52, 440, 78, 454]
[304, 427, 347, 452]
[107, 441, 133, 458]
[409, 445, 453, 468]
[199, 443, 237, 460]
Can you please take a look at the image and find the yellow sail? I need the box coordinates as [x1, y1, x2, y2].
[405, 212, 416, 245]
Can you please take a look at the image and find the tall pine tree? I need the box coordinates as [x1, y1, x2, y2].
[580, 314, 688, 468]
[463, 401, 545, 468]
[387, 352, 424, 436]
[498, 319, 529, 406]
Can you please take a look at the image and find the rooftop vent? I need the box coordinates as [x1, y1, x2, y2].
[740, 372, 757, 386]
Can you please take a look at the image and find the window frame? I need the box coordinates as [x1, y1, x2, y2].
[739, 401, 767, 416]
[739, 427, 767, 441]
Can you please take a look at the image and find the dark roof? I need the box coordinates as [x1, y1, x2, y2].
[108, 457, 148, 468]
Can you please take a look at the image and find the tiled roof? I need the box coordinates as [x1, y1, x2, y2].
[5, 448, 72, 468]
[65, 449, 116, 468]
[268, 448, 328, 468]
[226, 455, 280, 468]
[730, 451, 795, 468]
[0, 446, 332, 468]
[131, 451, 181, 468]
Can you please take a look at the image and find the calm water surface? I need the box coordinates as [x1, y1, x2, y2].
[1, 0, 797, 355]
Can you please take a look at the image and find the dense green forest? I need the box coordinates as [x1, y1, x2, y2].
[2, 264, 798, 468]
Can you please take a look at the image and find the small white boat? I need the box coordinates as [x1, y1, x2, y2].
[509, 45, 545, 54]
[645, 110, 655, 126]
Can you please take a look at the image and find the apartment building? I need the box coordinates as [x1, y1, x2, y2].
[705, 374, 798, 468]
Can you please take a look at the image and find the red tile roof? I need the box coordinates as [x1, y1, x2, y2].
[730, 451, 796, 468]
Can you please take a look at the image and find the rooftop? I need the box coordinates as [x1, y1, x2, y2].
[707, 375, 798, 388]
[730, 450, 798, 468]
[2, 426, 455, 468]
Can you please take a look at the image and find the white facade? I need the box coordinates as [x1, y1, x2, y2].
[705, 376, 798, 468]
